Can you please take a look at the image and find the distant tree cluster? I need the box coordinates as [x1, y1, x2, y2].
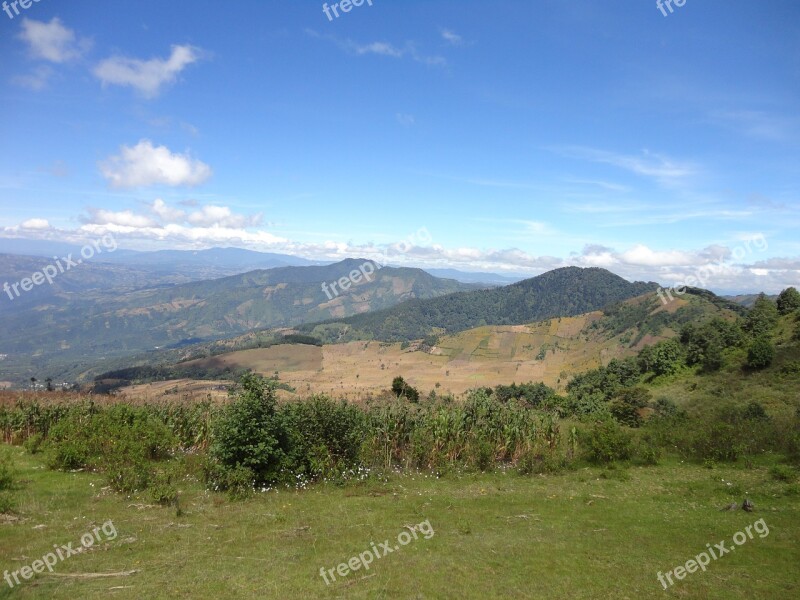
[391, 376, 420, 403]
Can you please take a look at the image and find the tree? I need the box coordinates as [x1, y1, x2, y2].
[744, 294, 779, 337]
[746, 335, 775, 370]
[391, 376, 419, 403]
[639, 339, 684, 376]
[210, 374, 289, 486]
[45, 377, 53, 392]
[609, 386, 652, 427]
[30, 377, 37, 390]
[776, 287, 800, 316]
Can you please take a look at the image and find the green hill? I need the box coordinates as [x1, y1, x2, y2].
[301, 266, 658, 342]
[0, 260, 473, 386]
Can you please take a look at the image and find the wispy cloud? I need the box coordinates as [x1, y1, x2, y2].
[12, 65, 54, 90]
[93, 44, 202, 98]
[441, 29, 464, 46]
[305, 30, 446, 67]
[711, 110, 798, 142]
[555, 146, 698, 186]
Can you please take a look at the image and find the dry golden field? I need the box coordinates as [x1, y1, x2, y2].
[114, 312, 675, 402]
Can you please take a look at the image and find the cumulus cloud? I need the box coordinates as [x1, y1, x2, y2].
[99, 140, 212, 189]
[83, 209, 157, 228]
[74, 202, 267, 245]
[20, 218, 51, 230]
[18, 18, 90, 63]
[3, 208, 796, 294]
[151, 199, 186, 223]
[187, 205, 262, 228]
[93, 44, 201, 98]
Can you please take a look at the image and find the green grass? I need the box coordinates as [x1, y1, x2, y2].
[1, 445, 798, 599]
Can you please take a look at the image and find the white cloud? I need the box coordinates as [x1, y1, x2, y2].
[18, 18, 89, 63]
[93, 45, 201, 98]
[306, 30, 446, 67]
[99, 140, 212, 189]
[353, 41, 404, 58]
[556, 146, 697, 186]
[441, 29, 463, 46]
[151, 199, 186, 223]
[187, 205, 262, 228]
[619, 244, 697, 267]
[85, 209, 157, 228]
[20, 218, 51, 230]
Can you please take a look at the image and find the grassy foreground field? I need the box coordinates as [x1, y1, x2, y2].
[1, 445, 798, 599]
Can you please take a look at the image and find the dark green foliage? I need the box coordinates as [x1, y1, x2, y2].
[566, 357, 641, 408]
[674, 404, 776, 462]
[638, 339, 684, 376]
[776, 287, 800, 316]
[93, 364, 251, 394]
[209, 374, 290, 489]
[609, 386, 651, 427]
[681, 318, 743, 371]
[579, 420, 634, 464]
[391, 376, 420, 403]
[43, 404, 176, 492]
[278, 334, 323, 346]
[746, 336, 775, 370]
[493, 382, 558, 408]
[744, 294, 779, 337]
[280, 396, 366, 480]
[303, 267, 657, 342]
[209, 376, 368, 490]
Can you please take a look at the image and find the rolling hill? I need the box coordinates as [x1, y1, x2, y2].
[0, 259, 473, 386]
[106, 286, 744, 400]
[300, 266, 659, 343]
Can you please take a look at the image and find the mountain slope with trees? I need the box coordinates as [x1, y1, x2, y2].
[301, 267, 658, 342]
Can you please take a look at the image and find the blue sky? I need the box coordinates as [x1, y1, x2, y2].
[0, 0, 798, 293]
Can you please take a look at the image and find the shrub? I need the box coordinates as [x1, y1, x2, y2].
[634, 434, 662, 466]
[687, 421, 742, 462]
[746, 336, 775, 370]
[23, 433, 44, 455]
[391, 376, 420, 403]
[468, 438, 494, 472]
[769, 464, 796, 482]
[579, 420, 633, 464]
[777, 287, 800, 316]
[42, 404, 176, 494]
[149, 469, 179, 506]
[280, 396, 366, 480]
[609, 386, 651, 427]
[209, 374, 290, 489]
[517, 450, 572, 475]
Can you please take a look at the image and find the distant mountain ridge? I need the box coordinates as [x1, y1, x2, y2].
[301, 266, 659, 342]
[0, 259, 473, 386]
